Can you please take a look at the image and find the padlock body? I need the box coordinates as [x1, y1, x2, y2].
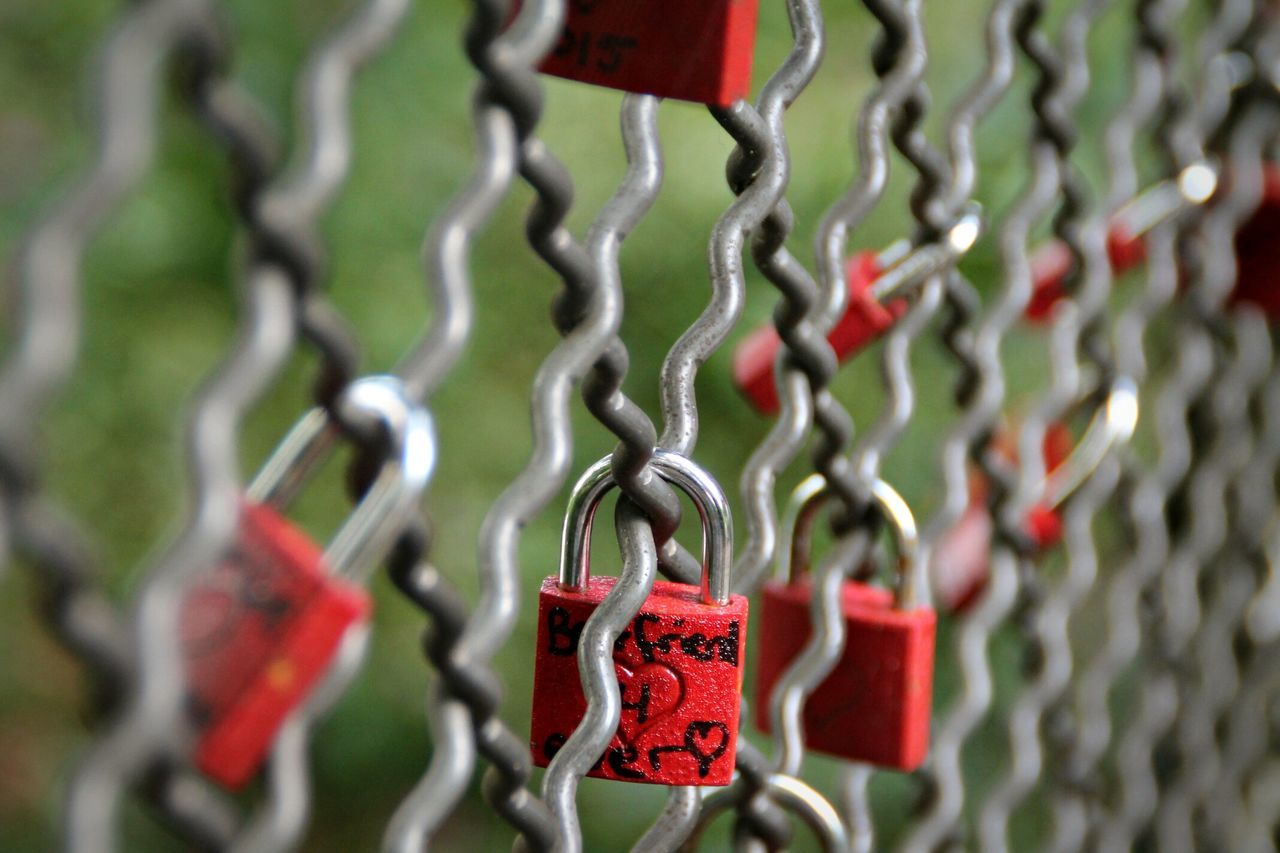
[530, 576, 749, 785]
[755, 579, 935, 770]
[534, 0, 759, 106]
[182, 503, 370, 788]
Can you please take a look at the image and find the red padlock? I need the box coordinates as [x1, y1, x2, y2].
[733, 250, 907, 415]
[734, 207, 983, 415]
[756, 474, 936, 770]
[1027, 161, 1224, 321]
[929, 379, 1138, 613]
[1229, 163, 1280, 317]
[529, 450, 749, 786]
[535, 0, 759, 106]
[182, 375, 437, 788]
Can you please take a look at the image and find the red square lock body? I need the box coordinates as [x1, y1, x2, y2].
[755, 578, 935, 770]
[536, 0, 759, 106]
[530, 576, 749, 785]
[181, 503, 370, 788]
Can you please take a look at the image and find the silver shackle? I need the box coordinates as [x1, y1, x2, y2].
[559, 449, 734, 606]
[775, 473, 923, 609]
[246, 375, 437, 583]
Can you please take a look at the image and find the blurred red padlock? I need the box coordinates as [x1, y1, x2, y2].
[734, 250, 907, 414]
[1023, 160, 1280, 321]
[734, 207, 982, 415]
[930, 379, 1138, 613]
[1229, 163, 1280, 317]
[182, 376, 436, 788]
[529, 450, 749, 786]
[533, 0, 759, 106]
[756, 474, 936, 770]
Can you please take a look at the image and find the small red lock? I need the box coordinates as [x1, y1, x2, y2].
[734, 207, 983, 415]
[534, 0, 759, 106]
[733, 250, 907, 415]
[1027, 161, 1231, 321]
[182, 375, 437, 788]
[756, 474, 936, 770]
[929, 380, 1138, 613]
[530, 450, 749, 786]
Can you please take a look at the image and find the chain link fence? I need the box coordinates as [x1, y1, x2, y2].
[1, 0, 1278, 849]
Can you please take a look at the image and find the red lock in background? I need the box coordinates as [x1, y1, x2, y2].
[182, 503, 370, 788]
[733, 207, 982, 415]
[733, 250, 906, 415]
[535, 0, 759, 106]
[929, 379, 1138, 614]
[530, 450, 749, 786]
[182, 375, 437, 788]
[756, 475, 936, 770]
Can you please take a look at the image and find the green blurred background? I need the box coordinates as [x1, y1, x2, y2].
[0, 0, 1163, 848]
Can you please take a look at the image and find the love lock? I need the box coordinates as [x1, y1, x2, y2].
[755, 474, 936, 770]
[534, 0, 759, 106]
[529, 450, 749, 786]
[181, 376, 436, 788]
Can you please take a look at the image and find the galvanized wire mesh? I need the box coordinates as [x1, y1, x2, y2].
[2, 0, 1280, 849]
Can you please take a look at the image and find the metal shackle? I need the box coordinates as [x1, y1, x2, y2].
[246, 374, 437, 582]
[775, 473, 923, 609]
[559, 449, 734, 606]
[1040, 375, 1138, 511]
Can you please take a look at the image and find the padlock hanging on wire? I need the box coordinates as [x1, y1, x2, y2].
[930, 377, 1138, 613]
[755, 474, 936, 771]
[180, 376, 436, 788]
[733, 206, 983, 414]
[518, 0, 759, 106]
[529, 450, 749, 786]
[1025, 160, 1220, 320]
[1023, 158, 1280, 321]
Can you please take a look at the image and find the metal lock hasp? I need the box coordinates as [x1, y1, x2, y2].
[930, 378, 1138, 613]
[533, 0, 759, 106]
[182, 376, 436, 788]
[529, 450, 749, 786]
[755, 475, 935, 771]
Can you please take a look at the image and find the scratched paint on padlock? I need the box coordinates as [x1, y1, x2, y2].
[534, 0, 759, 106]
[530, 576, 748, 785]
[755, 580, 935, 770]
[181, 503, 369, 788]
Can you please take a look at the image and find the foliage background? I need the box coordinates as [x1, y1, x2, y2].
[0, 0, 1156, 848]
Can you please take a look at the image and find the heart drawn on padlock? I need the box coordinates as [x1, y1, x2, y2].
[615, 661, 684, 742]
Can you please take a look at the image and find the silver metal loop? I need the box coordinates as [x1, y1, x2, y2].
[1041, 376, 1138, 511]
[246, 374, 437, 581]
[866, 203, 985, 304]
[558, 449, 733, 606]
[774, 473, 922, 609]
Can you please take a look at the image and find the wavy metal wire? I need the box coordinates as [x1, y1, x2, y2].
[900, 1, 1070, 847]
[970, 0, 1127, 847]
[60, 0, 412, 848]
[1214, 330, 1280, 845]
[0, 0, 283, 845]
[1048, 10, 1179, 852]
[1154, 103, 1280, 851]
[1098, 5, 1272, 848]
